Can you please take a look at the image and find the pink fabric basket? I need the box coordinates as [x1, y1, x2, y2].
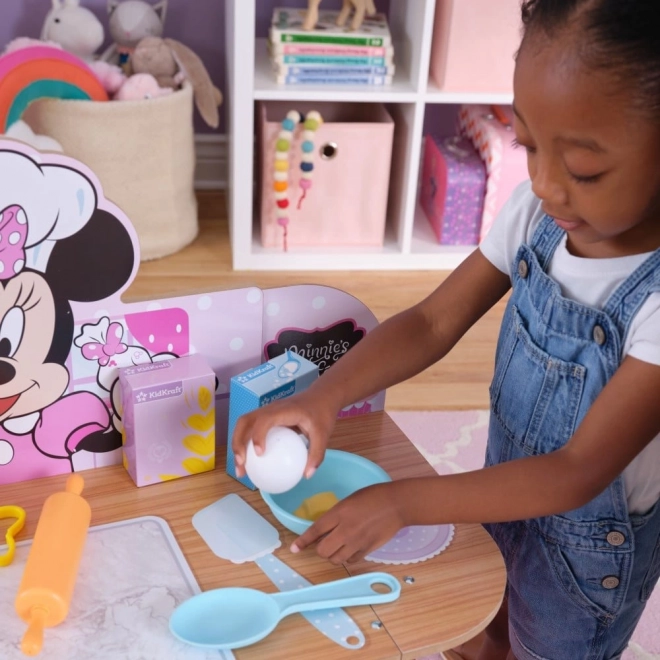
[258, 101, 394, 249]
[429, 0, 522, 94]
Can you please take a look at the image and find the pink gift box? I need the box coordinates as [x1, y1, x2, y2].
[429, 0, 521, 94]
[420, 134, 486, 245]
[458, 104, 529, 241]
[259, 101, 394, 249]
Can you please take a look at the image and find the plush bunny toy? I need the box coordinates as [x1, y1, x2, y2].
[41, 0, 105, 61]
[131, 37, 222, 128]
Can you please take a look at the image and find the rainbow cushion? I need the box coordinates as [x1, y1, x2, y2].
[0, 45, 108, 132]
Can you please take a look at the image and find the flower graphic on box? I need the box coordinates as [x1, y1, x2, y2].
[148, 441, 172, 464]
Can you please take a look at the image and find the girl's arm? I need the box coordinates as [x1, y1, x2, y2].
[300, 248, 511, 411]
[232, 249, 512, 475]
[292, 353, 660, 563]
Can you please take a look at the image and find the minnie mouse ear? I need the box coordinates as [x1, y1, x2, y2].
[46, 208, 135, 303]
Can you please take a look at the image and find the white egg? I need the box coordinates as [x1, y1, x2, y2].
[245, 426, 309, 494]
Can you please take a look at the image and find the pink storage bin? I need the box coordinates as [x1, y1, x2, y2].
[429, 0, 522, 94]
[258, 101, 394, 249]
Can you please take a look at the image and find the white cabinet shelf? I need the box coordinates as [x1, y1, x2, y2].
[225, 0, 513, 271]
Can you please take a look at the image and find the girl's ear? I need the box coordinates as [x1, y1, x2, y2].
[45, 208, 135, 303]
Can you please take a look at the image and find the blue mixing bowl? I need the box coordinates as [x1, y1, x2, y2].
[261, 449, 391, 535]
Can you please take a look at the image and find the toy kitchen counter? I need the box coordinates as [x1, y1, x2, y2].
[0, 412, 505, 660]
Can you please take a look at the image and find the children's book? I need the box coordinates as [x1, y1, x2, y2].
[274, 54, 393, 66]
[274, 64, 395, 77]
[269, 7, 393, 48]
[269, 42, 394, 58]
[274, 73, 393, 85]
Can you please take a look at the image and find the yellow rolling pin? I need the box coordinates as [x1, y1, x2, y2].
[15, 474, 91, 656]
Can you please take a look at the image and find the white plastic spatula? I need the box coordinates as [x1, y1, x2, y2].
[192, 494, 367, 649]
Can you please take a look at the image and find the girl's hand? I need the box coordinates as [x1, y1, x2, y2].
[290, 482, 405, 565]
[231, 390, 339, 479]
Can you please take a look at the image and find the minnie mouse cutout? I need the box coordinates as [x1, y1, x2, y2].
[0, 146, 135, 483]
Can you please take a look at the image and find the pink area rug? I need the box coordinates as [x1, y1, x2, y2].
[389, 410, 660, 660]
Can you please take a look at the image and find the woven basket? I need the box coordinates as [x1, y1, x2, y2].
[24, 83, 198, 261]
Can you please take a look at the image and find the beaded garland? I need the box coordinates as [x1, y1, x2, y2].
[273, 109, 323, 251]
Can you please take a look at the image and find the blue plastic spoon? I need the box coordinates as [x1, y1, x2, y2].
[169, 572, 400, 650]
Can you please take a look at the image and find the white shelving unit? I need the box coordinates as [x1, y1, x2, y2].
[225, 0, 513, 270]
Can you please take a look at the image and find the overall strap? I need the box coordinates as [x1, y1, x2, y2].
[528, 214, 564, 270]
[604, 248, 660, 343]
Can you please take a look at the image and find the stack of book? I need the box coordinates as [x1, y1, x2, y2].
[268, 7, 395, 86]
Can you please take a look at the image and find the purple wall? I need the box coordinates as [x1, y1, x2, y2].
[0, 0, 226, 132]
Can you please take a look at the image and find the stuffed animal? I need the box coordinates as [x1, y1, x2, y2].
[2, 120, 64, 152]
[41, 0, 105, 61]
[131, 37, 222, 128]
[303, 0, 377, 31]
[89, 61, 127, 94]
[2, 37, 62, 55]
[114, 72, 173, 100]
[3, 35, 124, 95]
[129, 36, 181, 88]
[102, 0, 168, 70]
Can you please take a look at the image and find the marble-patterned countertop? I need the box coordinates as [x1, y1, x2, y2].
[1, 516, 234, 660]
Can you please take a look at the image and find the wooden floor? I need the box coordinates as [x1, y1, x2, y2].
[125, 191, 507, 411]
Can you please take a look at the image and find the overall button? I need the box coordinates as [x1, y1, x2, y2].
[593, 325, 606, 345]
[602, 576, 620, 589]
[607, 531, 625, 546]
[518, 260, 529, 278]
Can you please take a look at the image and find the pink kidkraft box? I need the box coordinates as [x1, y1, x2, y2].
[259, 101, 394, 249]
[119, 354, 216, 487]
[458, 104, 529, 241]
[420, 134, 486, 245]
[429, 0, 521, 94]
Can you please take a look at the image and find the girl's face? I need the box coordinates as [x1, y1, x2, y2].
[513, 35, 660, 258]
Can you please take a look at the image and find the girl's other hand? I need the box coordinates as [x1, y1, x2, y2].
[290, 482, 405, 564]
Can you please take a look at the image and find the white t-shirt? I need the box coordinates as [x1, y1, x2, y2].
[480, 180, 660, 514]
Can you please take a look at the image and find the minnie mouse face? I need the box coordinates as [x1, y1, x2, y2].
[0, 272, 68, 421]
[0, 147, 135, 430]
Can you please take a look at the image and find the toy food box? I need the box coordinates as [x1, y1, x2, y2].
[119, 354, 216, 487]
[227, 351, 318, 489]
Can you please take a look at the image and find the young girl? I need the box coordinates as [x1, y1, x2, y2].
[232, 1, 660, 657]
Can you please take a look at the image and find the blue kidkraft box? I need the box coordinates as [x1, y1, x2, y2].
[227, 351, 319, 489]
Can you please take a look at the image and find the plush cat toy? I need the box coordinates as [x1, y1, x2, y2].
[101, 0, 168, 71]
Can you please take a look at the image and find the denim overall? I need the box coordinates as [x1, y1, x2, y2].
[485, 215, 660, 660]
